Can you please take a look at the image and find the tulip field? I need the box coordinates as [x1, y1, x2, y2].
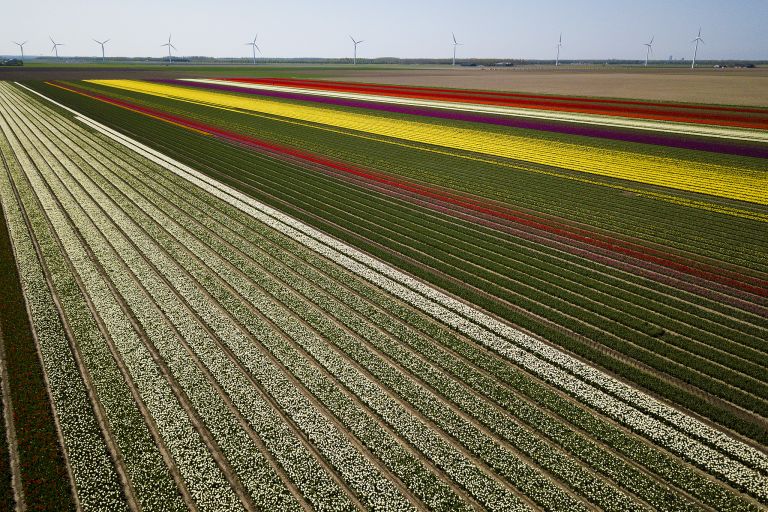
[0, 76, 766, 511]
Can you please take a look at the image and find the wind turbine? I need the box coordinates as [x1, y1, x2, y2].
[94, 38, 110, 63]
[643, 36, 654, 67]
[349, 35, 363, 65]
[246, 35, 260, 65]
[451, 33, 462, 66]
[691, 28, 704, 69]
[50, 37, 63, 60]
[555, 33, 563, 66]
[161, 34, 177, 64]
[12, 41, 27, 62]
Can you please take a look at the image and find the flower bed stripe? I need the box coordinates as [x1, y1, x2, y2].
[85, 79, 768, 205]
[228, 77, 768, 120]
[184, 78, 768, 157]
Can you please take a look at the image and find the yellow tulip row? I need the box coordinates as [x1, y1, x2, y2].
[89, 79, 768, 205]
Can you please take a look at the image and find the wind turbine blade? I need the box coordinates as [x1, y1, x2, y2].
[350, 35, 355, 43]
[452, 32, 457, 44]
[104, 39, 110, 44]
[255, 45, 261, 53]
[171, 44, 177, 50]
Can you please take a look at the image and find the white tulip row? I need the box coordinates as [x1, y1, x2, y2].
[0, 89, 247, 511]
[8, 87, 361, 512]
[53, 89, 768, 502]
[7, 89, 354, 512]
[0, 92, 194, 512]
[15, 86, 413, 511]
[0, 122, 129, 511]
[77, 141, 410, 511]
[31, 127, 294, 512]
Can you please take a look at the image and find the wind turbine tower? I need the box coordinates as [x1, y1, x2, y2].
[12, 41, 27, 62]
[50, 37, 63, 60]
[246, 35, 260, 65]
[555, 33, 563, 66]
[452, 33, 462, 66]
[350, 36, 363, 65]
[162, 34, 177, 64]
[94, 39, 110, 63]
[643, 36, 654, 66]
[691, 28, 704, 69]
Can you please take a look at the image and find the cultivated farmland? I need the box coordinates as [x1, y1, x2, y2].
[0, 73, 766, 511]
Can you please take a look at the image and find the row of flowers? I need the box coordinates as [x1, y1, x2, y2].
[5, 89, 202, 512]
[216, 77, 768, 132]
[49, 103, 422, 511]
[31, 95, 372, 511]
[26, 97, 362, 511]
[0, 91, 137, 511]
[87, 79, 768, 205]
[101, 143, 479, 511]
[5, 90, 248, 512]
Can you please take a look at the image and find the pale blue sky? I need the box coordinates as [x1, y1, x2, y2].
[6, 0, 767, 60]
